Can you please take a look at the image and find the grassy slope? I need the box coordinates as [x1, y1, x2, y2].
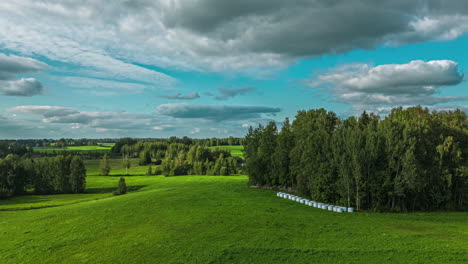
[1, 175, 467, 263]
[84, 158, 154, 176]
[209, 145, 244, 158]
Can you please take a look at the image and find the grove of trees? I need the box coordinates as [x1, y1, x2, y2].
[245, 106, 468, 212]
[0, 154, 87, 198]
[160, 144, 240, 176]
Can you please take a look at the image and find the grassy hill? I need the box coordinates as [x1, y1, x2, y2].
[1, 175, 467, 263]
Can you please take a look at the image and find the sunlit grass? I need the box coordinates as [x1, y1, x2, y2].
[1, 175, 467, 263]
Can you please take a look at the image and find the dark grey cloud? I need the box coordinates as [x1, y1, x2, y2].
[158, 92, 200, 100]
[0, 53, 47, 96]
[309, 60, 465, 106]
[159, 0, 468, 61]
[2, 1, 468, 72]
[1, 78, 44, 96]
[156, 103, 280, 121]
[0, 53, 46, 80]
[215, 87, 255, 100]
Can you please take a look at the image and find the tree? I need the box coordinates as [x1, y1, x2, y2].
[139, 150, 152, 165]
[100, 154, 111, 176]
[147, 166, 153, 176]
[114, 177, 127, 195]
[272, 118, 294, 187]
[69, 156, 86, 193]
[123, 155, 131, 176]
[111, 137, 137, 153]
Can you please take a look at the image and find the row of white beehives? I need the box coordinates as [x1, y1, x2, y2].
[277, 192, 354, 213]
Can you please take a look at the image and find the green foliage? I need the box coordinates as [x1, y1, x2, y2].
[245, 106, 468, 212]
[113, 177, 127, 195]
[147, 166, 153, 176]
[0, 154, 86, 198]
[70, 156, 86, 193]
[139, 150, 152, 165]
[100, 154, 111, 176]
[159, 144, 240, 176]
[122, 155, 131, 176]
[111, 137, 137, 153]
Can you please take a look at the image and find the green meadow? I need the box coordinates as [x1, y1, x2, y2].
[33, 145, 112, 154]
[1, 145, 466, 263]
[84, 158, 154, 176]
[1, 175, 467, 263]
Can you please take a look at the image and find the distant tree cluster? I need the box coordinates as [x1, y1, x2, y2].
[110, 136, 244, 154]
[0, 155, 86, 198]
[245, 106, 468, 212]
[0, 141, 31, 158]
[114, 140, 242, 176]
[160, 144, 240, 176]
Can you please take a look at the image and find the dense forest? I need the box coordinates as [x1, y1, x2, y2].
[0, 155, 86, 198]
[245, 106, 468, 212]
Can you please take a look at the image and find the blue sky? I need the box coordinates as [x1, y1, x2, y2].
[0, 1, 467, 139]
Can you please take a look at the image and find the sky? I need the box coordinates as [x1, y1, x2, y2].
[0, 0, 467, 139]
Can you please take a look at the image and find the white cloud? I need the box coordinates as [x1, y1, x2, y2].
[0, 3, 175, 85]
[310, 60, 465, 106]
[7, 105, 155, 130]
[7, 105, 78, 117]
[190, 127, 201, 134]
[152, 125, 175, 131]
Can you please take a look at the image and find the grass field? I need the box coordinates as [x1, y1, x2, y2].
[209, 145, 244, 158]
[1, 175, 467, 263]
[84, 158, 155, 176]
[33, 145, 112, 154]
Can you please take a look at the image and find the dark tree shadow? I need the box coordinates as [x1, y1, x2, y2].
[84, 185, 147, 194]
[0, 196, 50, 205]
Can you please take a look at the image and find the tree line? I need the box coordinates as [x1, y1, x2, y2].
[245, 106, 467, 212]
[160, 144, 240, 176]
[112, 141, 242, 176]
[111, 136, 244, 154]
[0, 154, 86, 198]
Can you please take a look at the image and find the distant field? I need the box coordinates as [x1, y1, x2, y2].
[209, 145, 244, 158]
[1, 175, 467, 263]
[33, 145, 112, 154]
[84, 158, 156, 176]
[97, 143, 115, 147]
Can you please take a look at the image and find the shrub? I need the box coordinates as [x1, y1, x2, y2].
[113, 177, 127, 195]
